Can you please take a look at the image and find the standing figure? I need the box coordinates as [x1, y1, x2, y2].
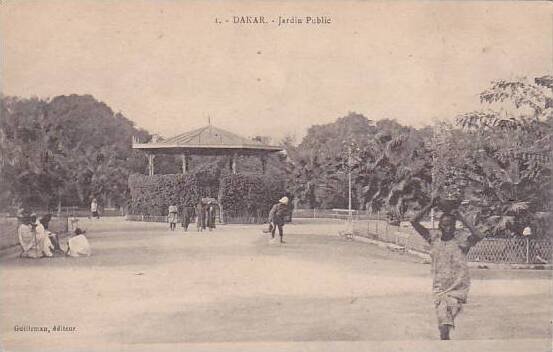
[196, 200, 206, 232]
[410, 197, 486, 340]
[268, 196, 289, 243]
[168, 204, 178, 231]
[206, 202, 217, 231]
[90, 198, 100, 219]
[182, 205, 195, 232]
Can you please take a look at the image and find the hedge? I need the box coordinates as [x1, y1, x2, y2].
[218, 173, 285, 223]
[128, 172, 286, 223]
[128, 173, 215, 216]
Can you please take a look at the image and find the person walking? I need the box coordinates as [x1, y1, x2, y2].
[410, 197, 486, 340]
[268, 196, 290, 244]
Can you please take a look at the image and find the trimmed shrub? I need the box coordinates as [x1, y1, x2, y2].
[218, 173, 285, 223]
[128, 173, 217, 216]
[128, 171, 286, 222]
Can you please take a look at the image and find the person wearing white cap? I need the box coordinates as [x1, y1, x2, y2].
[267, 196, 290, 243]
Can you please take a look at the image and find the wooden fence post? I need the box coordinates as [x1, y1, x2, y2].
[526, 237, 530, 264]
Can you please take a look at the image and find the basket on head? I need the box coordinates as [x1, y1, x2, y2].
[437, 198, 462, 213]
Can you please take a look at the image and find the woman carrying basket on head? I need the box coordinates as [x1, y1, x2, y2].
[410, 196, 487, 340]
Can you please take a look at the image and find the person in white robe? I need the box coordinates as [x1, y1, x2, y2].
[67, 228, 91, 257]
[18, 214, 54, 258]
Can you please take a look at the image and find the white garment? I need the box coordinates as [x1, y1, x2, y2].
[67, 235, 91, 257]
[18, 223, 53, 258]
[91, 201, 98, 212]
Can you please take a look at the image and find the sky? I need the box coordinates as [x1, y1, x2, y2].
[1, 1, 551, 142]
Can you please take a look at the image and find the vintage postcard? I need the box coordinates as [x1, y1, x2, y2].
[1, 1, 551, 351]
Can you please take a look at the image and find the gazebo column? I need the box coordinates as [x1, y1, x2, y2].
[181, 154, 190, 174]
[229, 153, 238, 174]
[147, 154, 155, 176]
[260, 154, 267, 174]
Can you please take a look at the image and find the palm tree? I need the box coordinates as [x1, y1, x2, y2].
[357, 129, 433, 222]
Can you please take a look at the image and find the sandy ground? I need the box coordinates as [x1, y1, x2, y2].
[1, 217, 551, 352]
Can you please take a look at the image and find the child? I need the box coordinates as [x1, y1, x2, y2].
[410, 197, 486, 340]
[168, 204, 178, 231]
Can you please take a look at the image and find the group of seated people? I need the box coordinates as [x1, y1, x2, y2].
[17, 210, 91, 258]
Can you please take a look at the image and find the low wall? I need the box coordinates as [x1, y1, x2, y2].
[0, 217, 69, 250]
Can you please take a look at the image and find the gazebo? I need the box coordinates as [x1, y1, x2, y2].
[132, 125, 283, 175]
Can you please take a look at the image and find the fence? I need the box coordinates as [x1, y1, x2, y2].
[126, 214, 229, 224]
[126, 215, 168, 223]
[59, 206, 123, 218]
[293, 208, 379, 221]
[126, 209, 263, 225]
[0, 216, 69, 250]
[295, 209, 552, 264]
[352, 218, 552, 265]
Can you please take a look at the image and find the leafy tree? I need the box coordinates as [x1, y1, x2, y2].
[286, 112, 377, 209]
[355, 124, 433, 220]
[0, 94, 151, 212]
[0, 96, 59, 209]
[449, 76, 552, 237]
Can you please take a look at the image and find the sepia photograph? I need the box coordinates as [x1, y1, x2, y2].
[0, 1, 551, 351]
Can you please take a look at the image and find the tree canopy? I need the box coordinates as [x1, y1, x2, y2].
[0, 94, 151, 211]
[2, 74, 551, 238]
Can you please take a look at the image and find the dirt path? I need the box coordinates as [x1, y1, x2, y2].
[1, 218, 550, 351]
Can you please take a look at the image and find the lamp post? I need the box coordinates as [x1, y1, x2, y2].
[430, 125, 441, 229]
[342, 141, 359, 223]
[348, 144, 353, 222]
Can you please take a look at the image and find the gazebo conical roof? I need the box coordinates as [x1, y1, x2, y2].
[132, 125, 282, 155]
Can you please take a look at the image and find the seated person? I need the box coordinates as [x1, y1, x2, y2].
[67, 228, 91, 257]
[38, 214, 64, 254]
[18, 213, 54, 258]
